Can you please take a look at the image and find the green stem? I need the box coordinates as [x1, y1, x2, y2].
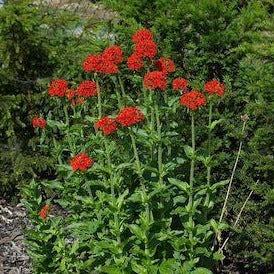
[104, 139, 121, 244]
[130, 131, 150, 256]
[143, 81, 147, 107]
[163, 92, 171, 157]
[155, 94, 165, 218]
[118, 75, 126, 98]
[205, 101, 213, 207]
[112, 77, 122, 109]
[95, 76, 102, 118]
[64, 105, 74, 153]
[64, 105, 69, 126]
[86, 182, 93, 199]
[188, 113, 195, 256]
[154, 96, 163, 186]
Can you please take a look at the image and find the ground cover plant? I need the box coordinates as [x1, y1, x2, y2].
[20, 28, 256, 273]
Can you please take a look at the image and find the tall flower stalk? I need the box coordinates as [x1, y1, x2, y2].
[188, 112, 195, 256]
[205, 100, 213, 208]
[129, 130, 150, 257]
[95, 74, 102, 118]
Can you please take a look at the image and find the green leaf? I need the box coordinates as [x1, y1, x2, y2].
[117, 189, 129, 209]
[101, 266, 123, 274]
[209, 119, 223, 131]
[70, 242, 80, 255]
[213, 251, 225, 261]
[159, 259, 179, 273]
[183, 145, 194, 159]
[210, 180, 229, 191]
[41, 180, 64, 190]
[47, 119, 67, 130]
[168, 178, 190, 194]
[128, 224, 145, 241]
[131, 261, 148, 274]
[191, 267, 213, 274]
[85, 115, 97, 123]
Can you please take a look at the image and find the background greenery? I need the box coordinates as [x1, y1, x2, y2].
[0, 0, 273, 272]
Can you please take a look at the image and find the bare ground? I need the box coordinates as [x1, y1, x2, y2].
[0, 199, 31, 274]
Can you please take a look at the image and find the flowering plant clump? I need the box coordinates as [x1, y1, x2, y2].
[23, 29, 239, 273]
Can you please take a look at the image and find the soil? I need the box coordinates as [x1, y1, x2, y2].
[0, 199, 31, 274]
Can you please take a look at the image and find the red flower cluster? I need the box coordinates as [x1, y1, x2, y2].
[77, 81, 97, 98]
[172, 78, 188, 92]
[71, 153, 94, 172]
[95, 117, 117, 135]
[32, 117, 47, 129]
[39, 204, 50, 219]
[49, 79, 68, 97]
[143, 71, 167, 91]
[116, 107, 145, 127]
[127, 53, 144, 71]
[128, 29, 157, 71]
[204, 80, 225, 97]
[83, 45, 123, 74]
[135, 40, 157, 59]
[82, 54, 101, 73]
[132, 29, 153, 44]
[155, 57, 175, 74]
[180, 91, 207, 111]
[102, 46, 124, 65]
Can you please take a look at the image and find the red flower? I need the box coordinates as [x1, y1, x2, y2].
[71, 153, 94, 172]
[155, 57, 175, 74]
[116, 107, 145, 127]
[180, 91, 207, 111]
[83, 54, 102, 73]
[32, 117, 47, 129]
[102, 46, 124, 65]
[172, 78, 188, 92]
[135, 40, 157, 59]
[132, 29, 153, 44]
[39, 204, 50, 219]
[77, 81, 97, 98]
[127, 53, 144, 70]
[204, 80, 225, 97]
[49, 79, 68, 97]
[95, 117, 117, 135]
[143, 71, 167, 91]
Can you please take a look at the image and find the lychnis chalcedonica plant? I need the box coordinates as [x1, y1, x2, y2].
[23, 29, 237, 273]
